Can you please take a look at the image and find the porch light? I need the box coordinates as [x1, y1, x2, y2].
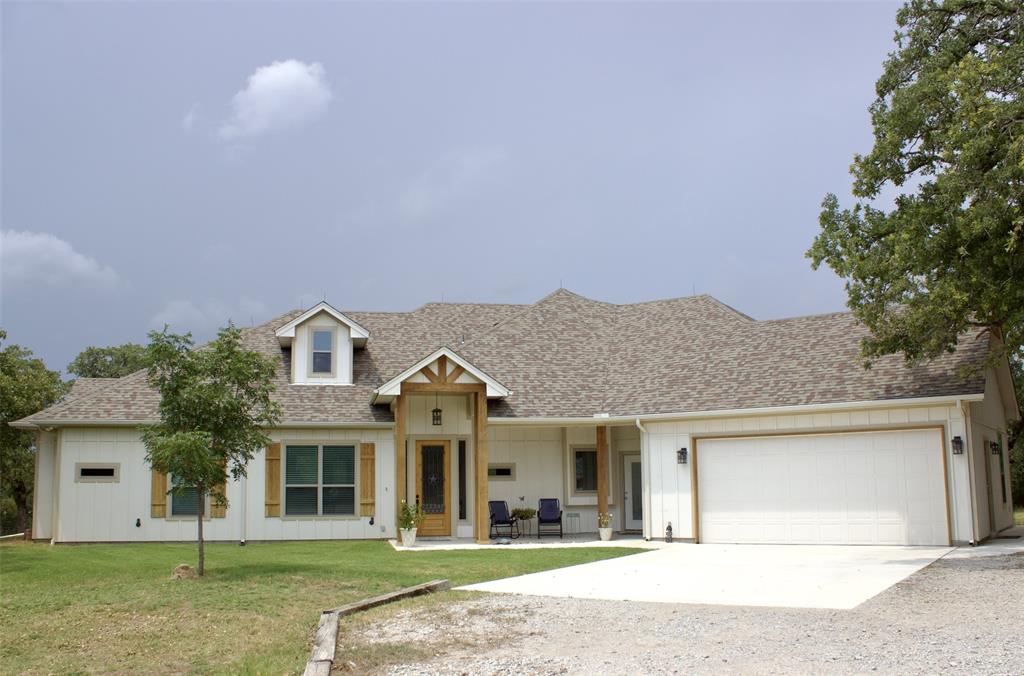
[677, 447, 688, 464]
[951, 436, 964, 454]
[432, 392, 442, 426]
[991, 441, 1001, 456]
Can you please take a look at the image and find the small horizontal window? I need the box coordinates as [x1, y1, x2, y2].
[487, 464, 516, 481]
[75, 463, 120, 483]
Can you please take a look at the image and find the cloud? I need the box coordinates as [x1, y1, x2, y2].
[218, 60, 332, 141]
[150, 297, 269, 332]
[0, 230, 119, 287]
[399, 146, 506, 222]
[181, 104, 200, 132]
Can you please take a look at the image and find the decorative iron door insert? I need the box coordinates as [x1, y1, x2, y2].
[415, 440, 451, 536]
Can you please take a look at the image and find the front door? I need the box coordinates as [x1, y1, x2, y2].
[416, 440, 450, 536]
[623, 454, 643, 531]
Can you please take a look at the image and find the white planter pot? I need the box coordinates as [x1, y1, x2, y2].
[399, 527, 417, 547]
[598, 527, 613, 541]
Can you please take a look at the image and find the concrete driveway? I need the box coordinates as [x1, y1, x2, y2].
[457, 543, 954, 609]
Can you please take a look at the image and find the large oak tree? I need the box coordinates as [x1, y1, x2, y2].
[808, 0, 1022, 364]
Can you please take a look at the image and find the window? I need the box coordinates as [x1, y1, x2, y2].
[74, 463, 120, 483]
[311, 329, 333, 375]
[170, 476, 201, 516]
[458, 440, 467, 520]
[285, 444, 356, 516]
[574, 449, 597, 492]
[487, 463, 516, 480]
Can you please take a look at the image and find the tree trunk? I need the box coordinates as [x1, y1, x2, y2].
[14, 502, 30, 535]
[197, 483, 205, 576]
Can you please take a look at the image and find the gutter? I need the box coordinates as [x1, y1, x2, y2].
[11, 393, 985, 431]
[9, 419, 396, 430]
[485, 393, 986, 426]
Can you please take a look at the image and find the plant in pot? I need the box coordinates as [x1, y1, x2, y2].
[398, 500, 425, 547]
[598, 512, 613, 541]
[511, 507, 537, 536]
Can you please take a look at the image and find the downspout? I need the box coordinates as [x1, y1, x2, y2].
[635, 419, 651, 540]
[960, 399, 979, 545]
[240, 468, 248, 546]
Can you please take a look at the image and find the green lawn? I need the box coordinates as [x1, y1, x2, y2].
[0, 540, 640, 674]
[1015, 507, 1024, 526]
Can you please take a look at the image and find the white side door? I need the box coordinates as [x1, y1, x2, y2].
[623, 454, 643, 531]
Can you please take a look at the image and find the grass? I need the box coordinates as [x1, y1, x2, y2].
[0, 540, 640, 674]
[1015, 507, 1024, 526]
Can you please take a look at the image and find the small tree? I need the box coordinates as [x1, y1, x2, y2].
[0, 330, 68, 534]
[68, 343, 150, 378]
[142, 324, 280, 576]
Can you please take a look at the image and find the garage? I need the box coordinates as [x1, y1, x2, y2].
[696, 429, 949, 546]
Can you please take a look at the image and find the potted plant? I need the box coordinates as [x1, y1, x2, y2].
[598, 512, 613, 541]
[511, 507, 537, 536]
[398, 500, 425, 547]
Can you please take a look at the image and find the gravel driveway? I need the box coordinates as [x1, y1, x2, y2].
[344, 553, 1023, 675]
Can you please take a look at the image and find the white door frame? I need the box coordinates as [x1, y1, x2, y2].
[623, 454, 643, 531]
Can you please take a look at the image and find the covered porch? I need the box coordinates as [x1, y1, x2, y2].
[377, 348, 645, 544]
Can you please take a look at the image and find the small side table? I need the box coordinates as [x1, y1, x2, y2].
[565, 512, 581, 535]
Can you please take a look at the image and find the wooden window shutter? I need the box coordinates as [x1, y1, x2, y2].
[265, 443, 281, 517]
[359, 443, 376, 517]
[210, 462, 228, 518]
[150, 470, 168, 518]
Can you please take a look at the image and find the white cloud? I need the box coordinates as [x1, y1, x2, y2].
[150, 297, 269, 332]
[399, 147, 506, 222]
[218, 60, 332, 141]
[181, 104, 200, 132]
[0, 230, 119, 287]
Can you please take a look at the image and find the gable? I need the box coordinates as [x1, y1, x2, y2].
[371, 347, 510, 404]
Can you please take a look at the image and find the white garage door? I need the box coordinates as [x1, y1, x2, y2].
[697, 429, 949, 545]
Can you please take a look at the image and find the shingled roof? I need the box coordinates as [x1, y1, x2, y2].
[14, 289, 988, 427]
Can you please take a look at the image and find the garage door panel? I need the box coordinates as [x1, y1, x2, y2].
[698, 429, 948, 546]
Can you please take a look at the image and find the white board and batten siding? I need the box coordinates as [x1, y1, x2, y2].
[253, 428, 395, 541]
[644, 403, 975, 544]
[46, 426, 394, 543]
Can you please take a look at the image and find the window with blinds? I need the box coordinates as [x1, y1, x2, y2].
[170, 475, 201, 516]
[285, 444, 356, 516]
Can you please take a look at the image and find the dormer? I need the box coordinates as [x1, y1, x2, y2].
[275, 302, 370, 385]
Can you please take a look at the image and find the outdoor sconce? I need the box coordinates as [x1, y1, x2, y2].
[677, 447, 688, 464]
[431, 392, 442, 426]
[951, 436, 964, 454]
[991, 441, 1001, 456]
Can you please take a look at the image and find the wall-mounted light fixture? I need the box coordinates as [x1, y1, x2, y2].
[432, 392, 442, 426]
[677, 447, 688, 464]
[951, 436, 964, 454]
[991, 441, 1001, 456]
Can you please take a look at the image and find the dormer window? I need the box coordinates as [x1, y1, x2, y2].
[310, 329, 334, 376]
[275, 301, 369, 385]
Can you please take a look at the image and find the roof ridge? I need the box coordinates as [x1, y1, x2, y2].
[759, 310, 855, 323]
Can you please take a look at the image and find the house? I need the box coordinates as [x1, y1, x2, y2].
[13, 289, 1018, 546]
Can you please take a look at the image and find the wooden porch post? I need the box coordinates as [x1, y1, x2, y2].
[394, 393, 406, 531]
[596, 425, 609, 517]
[474, 387, 489, 543]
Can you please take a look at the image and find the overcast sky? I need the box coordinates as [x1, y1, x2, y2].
[1, 1, 901, 373]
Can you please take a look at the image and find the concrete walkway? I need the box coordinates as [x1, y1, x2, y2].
[457, 543, 956, 610]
